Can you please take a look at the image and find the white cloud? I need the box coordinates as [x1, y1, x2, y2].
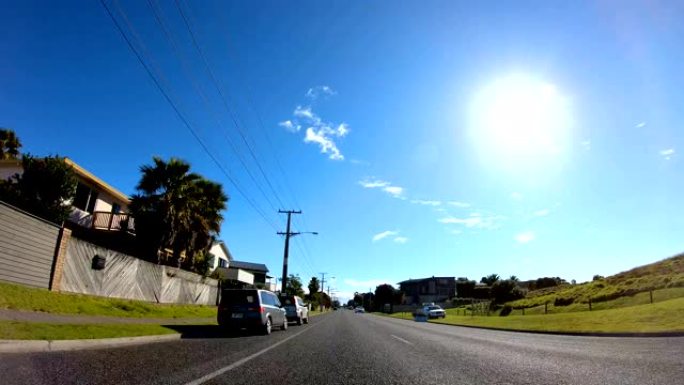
[304, 127, 343, 160]
[393, 236, 408, 244]
[533, 209, 550, 217]
[515, 231, 535, 244]
[581, 140, 591, 150]
[372, 230, 398, 242]
[278, 120, 300, 132]
[438, 214, 502, 229]
[359, 178, 405, 198]
[293, 105, 319, 123]
[383, 186, 404, 197]
[450, 229, 462, 235]
[359, 179, 390, 188]
[305, 85, 336, 99]
[447, 201, 470, 208]
[636, 122, 646, 128]
[510, 192, 523, 200]
[411, 199, 441, 206]
[344, 278, 392, 288]
[660, 148, 675, 160]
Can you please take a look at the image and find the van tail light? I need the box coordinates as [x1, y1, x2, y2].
[259, 306, 265, 314]
[247, 306, 265, 313]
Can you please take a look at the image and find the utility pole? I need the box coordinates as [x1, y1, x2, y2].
[320, 272, 327, 294]
[278, 210, 317, 293]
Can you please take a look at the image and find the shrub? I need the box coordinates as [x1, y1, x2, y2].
[499, 305, 512, 316]
[554, 296, 574, 306]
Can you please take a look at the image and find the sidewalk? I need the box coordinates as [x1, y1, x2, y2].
[0, 309, 215, 325]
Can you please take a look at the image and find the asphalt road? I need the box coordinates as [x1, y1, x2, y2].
[1, 310, 682, 385]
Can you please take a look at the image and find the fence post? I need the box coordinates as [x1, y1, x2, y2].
[522, 308, 525, 316]
[49, 227, 72, 291]
[544, 302, 548, 314]
[649, 290, 653, 304]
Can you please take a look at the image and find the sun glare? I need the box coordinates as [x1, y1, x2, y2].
[469, 74, 573, 168]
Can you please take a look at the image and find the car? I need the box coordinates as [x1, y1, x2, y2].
[354, 306, 365, 313]
[279, 294, 309, 325]
[422, 305, 446, 319]
[218, 289, 288, 335]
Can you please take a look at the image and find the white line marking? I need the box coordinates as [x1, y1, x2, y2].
[390, 334, 413, 345]
[184, 324, 319, 385]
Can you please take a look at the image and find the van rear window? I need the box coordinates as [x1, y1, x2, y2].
[221, 290, 258, 305]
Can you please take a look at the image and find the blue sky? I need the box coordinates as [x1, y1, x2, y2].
[2, 0, 684, 301]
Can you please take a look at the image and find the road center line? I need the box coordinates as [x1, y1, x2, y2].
[184, 322, 320, 385]
[390, 334, 414, 345]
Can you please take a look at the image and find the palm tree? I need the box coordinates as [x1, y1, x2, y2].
[0, 128, 22, 160]
[509, 275, 519, 282]
[130, 157, 227, 268]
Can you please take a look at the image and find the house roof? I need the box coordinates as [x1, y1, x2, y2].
[229, 260, 269, 273]
[398, 277, 455, 285]
[211, 240, 233, 261]
[64, 158, 130, 204]
[0, 158, 130, 205]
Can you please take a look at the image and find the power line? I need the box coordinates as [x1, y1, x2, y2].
[173, 0, 288, 211]
[100, 0, 279, 231]
[145, 0, 282, 216]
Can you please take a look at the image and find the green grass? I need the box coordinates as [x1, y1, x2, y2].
[383, 297, 684, 334]
[0, 281, 216, 319]
[0, 321, 178, 340]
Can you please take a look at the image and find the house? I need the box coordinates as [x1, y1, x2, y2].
[208, 240, 232, 271]
[0, 158, 134, 232]
[215, 260, 276, 290]
[398, 276, 456, 305]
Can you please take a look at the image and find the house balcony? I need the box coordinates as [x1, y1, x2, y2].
[68, 208, 135, 233]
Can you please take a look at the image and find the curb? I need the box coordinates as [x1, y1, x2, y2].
[374, 314, 684, 338]
[0, 333, 181, 353]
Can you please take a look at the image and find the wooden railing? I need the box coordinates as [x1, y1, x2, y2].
[91, 211, 135, 233]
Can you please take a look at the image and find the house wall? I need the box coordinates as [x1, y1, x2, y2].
[91, 191, 128, 213]
[0, 164, 21, 180]
[208, 243, 230, 271]
[60, 237, 219, 305]
[0, 201, 61, 289]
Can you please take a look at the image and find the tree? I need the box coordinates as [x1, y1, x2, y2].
[0, 128, 21, 160]
[481, 274, 500, 286]
[374, 284, 397, 311]
[0, 155, 77, 223]
[509, 275, 519, 282]
[284, 274, 305, 297]
[490, 279, 525, 304]
[353, 292, 363, 306]
[129, 157, 228, 270]
[307, 277, 320, 298]
[456, 279, 476, 298]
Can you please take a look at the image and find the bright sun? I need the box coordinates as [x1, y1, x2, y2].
[469, 74, 572, 168]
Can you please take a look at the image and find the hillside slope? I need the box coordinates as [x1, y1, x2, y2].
[508, 254, 684, 309]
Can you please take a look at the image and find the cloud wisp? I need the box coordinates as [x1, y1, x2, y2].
[372, 230, 398, 242]
[660, 148, 675, 160]
[393, 236, 408, 244]
[411, 199, 442, 206]
[359, 178, 405, 199]
[447, 201, 471, 208]
[515, 231, 535, 244]
[438, 213, 502, 230]
[280, 88, 348, 161]
[305, 85, 336, 99]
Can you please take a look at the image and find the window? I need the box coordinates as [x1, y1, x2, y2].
[73, 182, 91, 211]
[260, 291, 272, 305]
[219, 259, 228, 268]
[111, 203, 121, 213]
[86, 191, 99, 213]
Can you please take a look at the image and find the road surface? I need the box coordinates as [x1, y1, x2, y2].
[1, 310, 682, 384]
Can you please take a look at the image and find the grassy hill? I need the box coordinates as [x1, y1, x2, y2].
[507, 254, 684, 310]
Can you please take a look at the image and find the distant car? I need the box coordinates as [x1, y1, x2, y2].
[354, 306, 365, 313]
[279, 294, 309, 325]
[422, 305, 446, 319]
[218, 289, 288, 335]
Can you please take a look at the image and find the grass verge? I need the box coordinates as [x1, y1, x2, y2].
[381, 297, 684, 334]
[0, 321, 178, 340]
[0, 281, 216, 319]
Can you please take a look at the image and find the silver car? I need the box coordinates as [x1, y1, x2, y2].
[279, 295, 309, 325]
[218, 289, 288, 335]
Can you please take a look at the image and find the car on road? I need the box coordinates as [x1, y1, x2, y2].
[354, 306, 365, 313]
[422, 305, 446, 319]
[218, 289, 288, 335]
[279, 294, 309, 325]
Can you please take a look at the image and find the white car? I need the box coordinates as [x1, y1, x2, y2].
[422, 305, 446, 319]
[354, 306, 365, 313]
